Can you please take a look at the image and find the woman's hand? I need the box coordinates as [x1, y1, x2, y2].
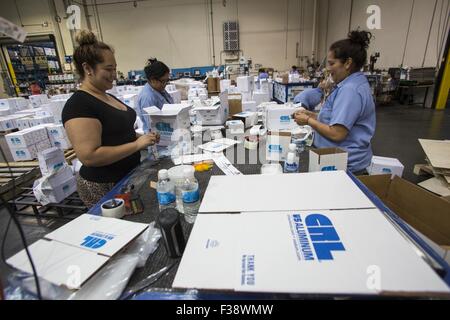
[293, 110, 317, 126]
[136, 132, 160, 150]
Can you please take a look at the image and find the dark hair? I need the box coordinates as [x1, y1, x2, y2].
[144, 58, 170, 80]
[73, 30, 113, 79]
[291, 65, 298, 70]
[329, 30, 372, 71]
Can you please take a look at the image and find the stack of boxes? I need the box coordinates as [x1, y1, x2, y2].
[34, 147, 77, 204]
[5, 126, 51, 161]
[29, 94, 50, 108]
[45, 124, 72, 150]
[236, 76, 254, 102]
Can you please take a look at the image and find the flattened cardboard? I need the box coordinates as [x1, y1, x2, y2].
[419, 139, 450, 169]
[199, 171, 375, 213]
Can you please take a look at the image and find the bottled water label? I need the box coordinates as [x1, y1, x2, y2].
[284, 162, 299, 173]
[182, 189, 200, 204]
[157, 191, 176, 205]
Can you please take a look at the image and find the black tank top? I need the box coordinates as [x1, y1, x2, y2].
[62, 90, 140, 183]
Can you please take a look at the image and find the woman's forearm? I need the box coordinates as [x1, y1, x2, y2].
[81, 141, 140, 167]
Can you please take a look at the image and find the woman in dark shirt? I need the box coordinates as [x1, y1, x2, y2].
[62, 30, 159, 207]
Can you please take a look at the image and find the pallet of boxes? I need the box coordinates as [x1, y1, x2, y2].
[414, 139, 450, 200]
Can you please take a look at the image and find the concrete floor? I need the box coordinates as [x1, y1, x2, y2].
[1, 102, 450, 290]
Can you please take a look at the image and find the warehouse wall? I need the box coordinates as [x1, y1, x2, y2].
[0, 0, 449, 89]
[316, 0, 450, 69]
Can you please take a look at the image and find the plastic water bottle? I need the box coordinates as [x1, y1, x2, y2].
[284, 148, 299, 173]
[180, 167, 200, 224]
[156, 169, 176, 212]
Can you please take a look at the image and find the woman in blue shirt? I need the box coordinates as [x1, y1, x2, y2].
[294, 30, 376, 174]
[136, 58, 174, 133]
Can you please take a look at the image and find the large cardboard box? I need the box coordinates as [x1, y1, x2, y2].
[357, 174, 450, 262]
[194, 94, 229, 126]
[309, 147, 348, 172]
[228, 93, 242, 116]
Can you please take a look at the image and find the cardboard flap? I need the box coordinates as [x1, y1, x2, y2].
[385, 176, 450, 246]
[357, 174, 391, 200]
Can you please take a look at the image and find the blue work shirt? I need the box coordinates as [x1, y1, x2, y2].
[313, 72, 376, 173]
[293, 87, 323, 110]
[136, 83, 174, 133]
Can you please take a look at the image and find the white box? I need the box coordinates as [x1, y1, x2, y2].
[232, 111, 257, 128]
[167, 89, 182, 104]
[46, 175, 77, 203]
[7, 214, 148, 289]
[236, 76, 254, 93]
[51, 137, 72, 150]
[10, 145, 37, 161]
[265, 131, 292, 162]
[194, 95, 229, 126]
[242, 100, 257, 112]
[252, 91, 270, 106]
[6, 130, 35, 148]
[0, 108, 11, 116]
[368, 156, 404, 178]
[46, 124, 67, 140]
[48, 99, 67, 124]
[265, 104, 298, 131]
[0, 117, 16, 131]
[35, 139, 53, 153]
[309, 147, 348, 172]
[226, 120, 245, 134]
[120, 94, 138, 109]
[17, 118, 31, 130]
[0, 99, 17, 110]
[38, 147, 67, 175]
[220, 79, 231, 92]
[149, 104, 192, 146]
[29, 94, 49, 108]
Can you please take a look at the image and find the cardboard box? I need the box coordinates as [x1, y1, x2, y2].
[236, 76, 254, 93]
[0, 117, 16, 131]
[46, 124, 67, 140]
[38, 147, 66, 175]
[265, 131, 292, 162]
[194, 94, 229, 126]
[35, 139, 53, 153]
[358, 174, 450, 262]
[228, 94, 242, 116]
[120, 94, 138, 109]
[52, 137, 72, 150]
[232, 111, 257, 128]
[10, 145, 37, 161]
[149, 104, 192, 146]
[368, 156, 404, 178]
[265, 104, 298, 131]
[252, 91, 270, 106]
[226, 120, 245, 134]
[309, 147, 348, 172]
[7, 214, 148, 289]
[207, 77, 220, 93]
[242, 100, 257, 112]
[175, 210, 450, 295]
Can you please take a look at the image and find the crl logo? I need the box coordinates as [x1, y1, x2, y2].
[280, 115, 290, 123]
[268, 145, 282, 153]
[321, 166, 337, 171]
[155, 122, 174, 133]
[305, 214, 345, 260]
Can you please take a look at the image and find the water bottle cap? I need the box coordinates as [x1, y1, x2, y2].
[158, 169, 169, 180]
